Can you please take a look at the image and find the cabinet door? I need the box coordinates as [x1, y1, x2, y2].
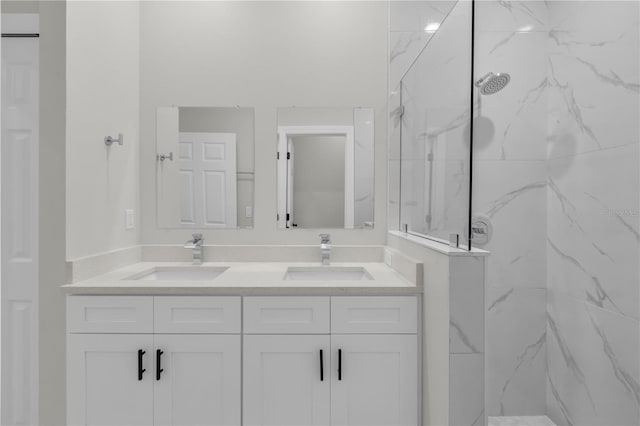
[330, 335, 418, 426]
[243, 335, 330, 426]
[153, 334, 241, 426]
[67, 334, 154, 426]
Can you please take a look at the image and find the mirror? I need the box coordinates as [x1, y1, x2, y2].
[156, 106, 254, 229]
[277, 107, 374, 229]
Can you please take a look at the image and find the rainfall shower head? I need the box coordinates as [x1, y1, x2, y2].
[475, 72, 511, 95]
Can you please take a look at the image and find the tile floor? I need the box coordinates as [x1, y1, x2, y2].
[488, 416, 556, 426]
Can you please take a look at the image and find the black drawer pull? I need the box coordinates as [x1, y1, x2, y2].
[137, 350, 146, 381]
[319, 349, 324, 381]
[338, 349, 342, 381]
[156, 349, 164, 380]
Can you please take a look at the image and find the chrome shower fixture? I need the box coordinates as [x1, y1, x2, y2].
[475, 72, 511, 95]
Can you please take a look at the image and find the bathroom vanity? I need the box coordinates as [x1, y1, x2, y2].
[63, 260, 422, 426]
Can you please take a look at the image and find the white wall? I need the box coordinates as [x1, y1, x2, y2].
[292, 135, 345, 228]
[39, 3, 67, 424]
[140, 1, 388, 245]
[66, 1, 140, 259]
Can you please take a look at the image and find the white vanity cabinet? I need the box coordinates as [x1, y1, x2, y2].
[153, 334, 241, 426]
[330, 334, 417, 426]
[243, 334, 331, 425]
[242, 296, 418, 426]
[67, 333, 155, 426]
[66, 296, 242, 426]
[330, 297, 418, 426]
[243, 297, 332, 426]
[67, 294, 418, 426]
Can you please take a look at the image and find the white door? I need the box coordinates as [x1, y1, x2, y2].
[330, 335, 418, 426]
[154, 334, 241, 426]
[243, 335, 330, 426]
[1, 14, 39, 426]
[67, 334, 154, 426]
[178, 132, 237, 228]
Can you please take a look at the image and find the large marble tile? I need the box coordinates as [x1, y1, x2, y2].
[474, 31, 548, 161]
[486, 287, 546, 416]
[546, 1, 639, 159]
[475, 1, 549, 33]
[389, 31, 433, 89]
[548, 16, 639, 87]
[390, 0, 457, 32]
[401, 156, 469, 240]
[546, 291, 640, 426]
[547, 144, 640, 320]
[389, 87, 401, 160]
[489, 416, 555, 426]
[548, 1, 639, 52]
[547, 53, 639, 159]
[450, 256, 485, 354]
[400, 57, 471, 165]
[388, 159, 401, 230]
[472, 160, 546, 288]
[451, 353, 486, 426]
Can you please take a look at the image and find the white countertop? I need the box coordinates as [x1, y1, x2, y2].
[62, 261, 421, 295]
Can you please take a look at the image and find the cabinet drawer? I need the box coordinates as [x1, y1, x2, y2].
[331, 296, 417, 334]
[67, 296, 153, 333]
[244, 297, 330, 334]
[154, 296, 241, 334]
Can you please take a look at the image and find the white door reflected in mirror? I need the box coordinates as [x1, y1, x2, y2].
[156, 106, 255, 229]
[277, 108, 375, 230]
[178, 132, 237, 228]
[278, 126, 353, 229]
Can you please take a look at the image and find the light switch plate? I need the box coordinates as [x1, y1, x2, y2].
[125, 209, 135, 230]
[245, 206, 253, 218]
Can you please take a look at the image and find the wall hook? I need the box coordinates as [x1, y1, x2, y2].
[157, 152, 173, 162]
[104, 133, 124, 146]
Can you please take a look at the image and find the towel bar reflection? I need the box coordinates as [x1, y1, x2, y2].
[157, 152, 173, 162]
[104, 133, 123, 146]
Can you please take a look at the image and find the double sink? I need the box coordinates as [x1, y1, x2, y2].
[130, 266, 373, 282]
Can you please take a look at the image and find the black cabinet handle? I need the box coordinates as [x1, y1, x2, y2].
[338, 349, 342, 381]
[137, 350, 146, 381]
[319, 349, 324, 381]
[156, 349, 164, 380]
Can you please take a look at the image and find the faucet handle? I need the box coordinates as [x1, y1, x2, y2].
[192, 233, 203, 241]
[319, 233, 331, 244]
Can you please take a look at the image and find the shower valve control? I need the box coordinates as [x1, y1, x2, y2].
[471, 214, 493, 246]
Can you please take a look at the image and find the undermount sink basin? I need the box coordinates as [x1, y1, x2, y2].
[129, 267, 228, 281]
[284, 267, 373, 281]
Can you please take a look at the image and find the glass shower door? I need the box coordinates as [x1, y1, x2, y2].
[398, 0, 473, 249]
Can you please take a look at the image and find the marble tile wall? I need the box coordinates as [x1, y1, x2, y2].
[544, 1, 640, 425]
[450, 255, 487, 426]
[389, 1, 457, 90]
[473, 1, 549, 417]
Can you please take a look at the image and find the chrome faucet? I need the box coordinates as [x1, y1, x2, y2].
[319, 234, 331, 265]
[184, 233, 204, 265]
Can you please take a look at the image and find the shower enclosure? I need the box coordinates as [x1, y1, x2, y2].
[394, 0, 474, 249]
[389, 0, 640, 425]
